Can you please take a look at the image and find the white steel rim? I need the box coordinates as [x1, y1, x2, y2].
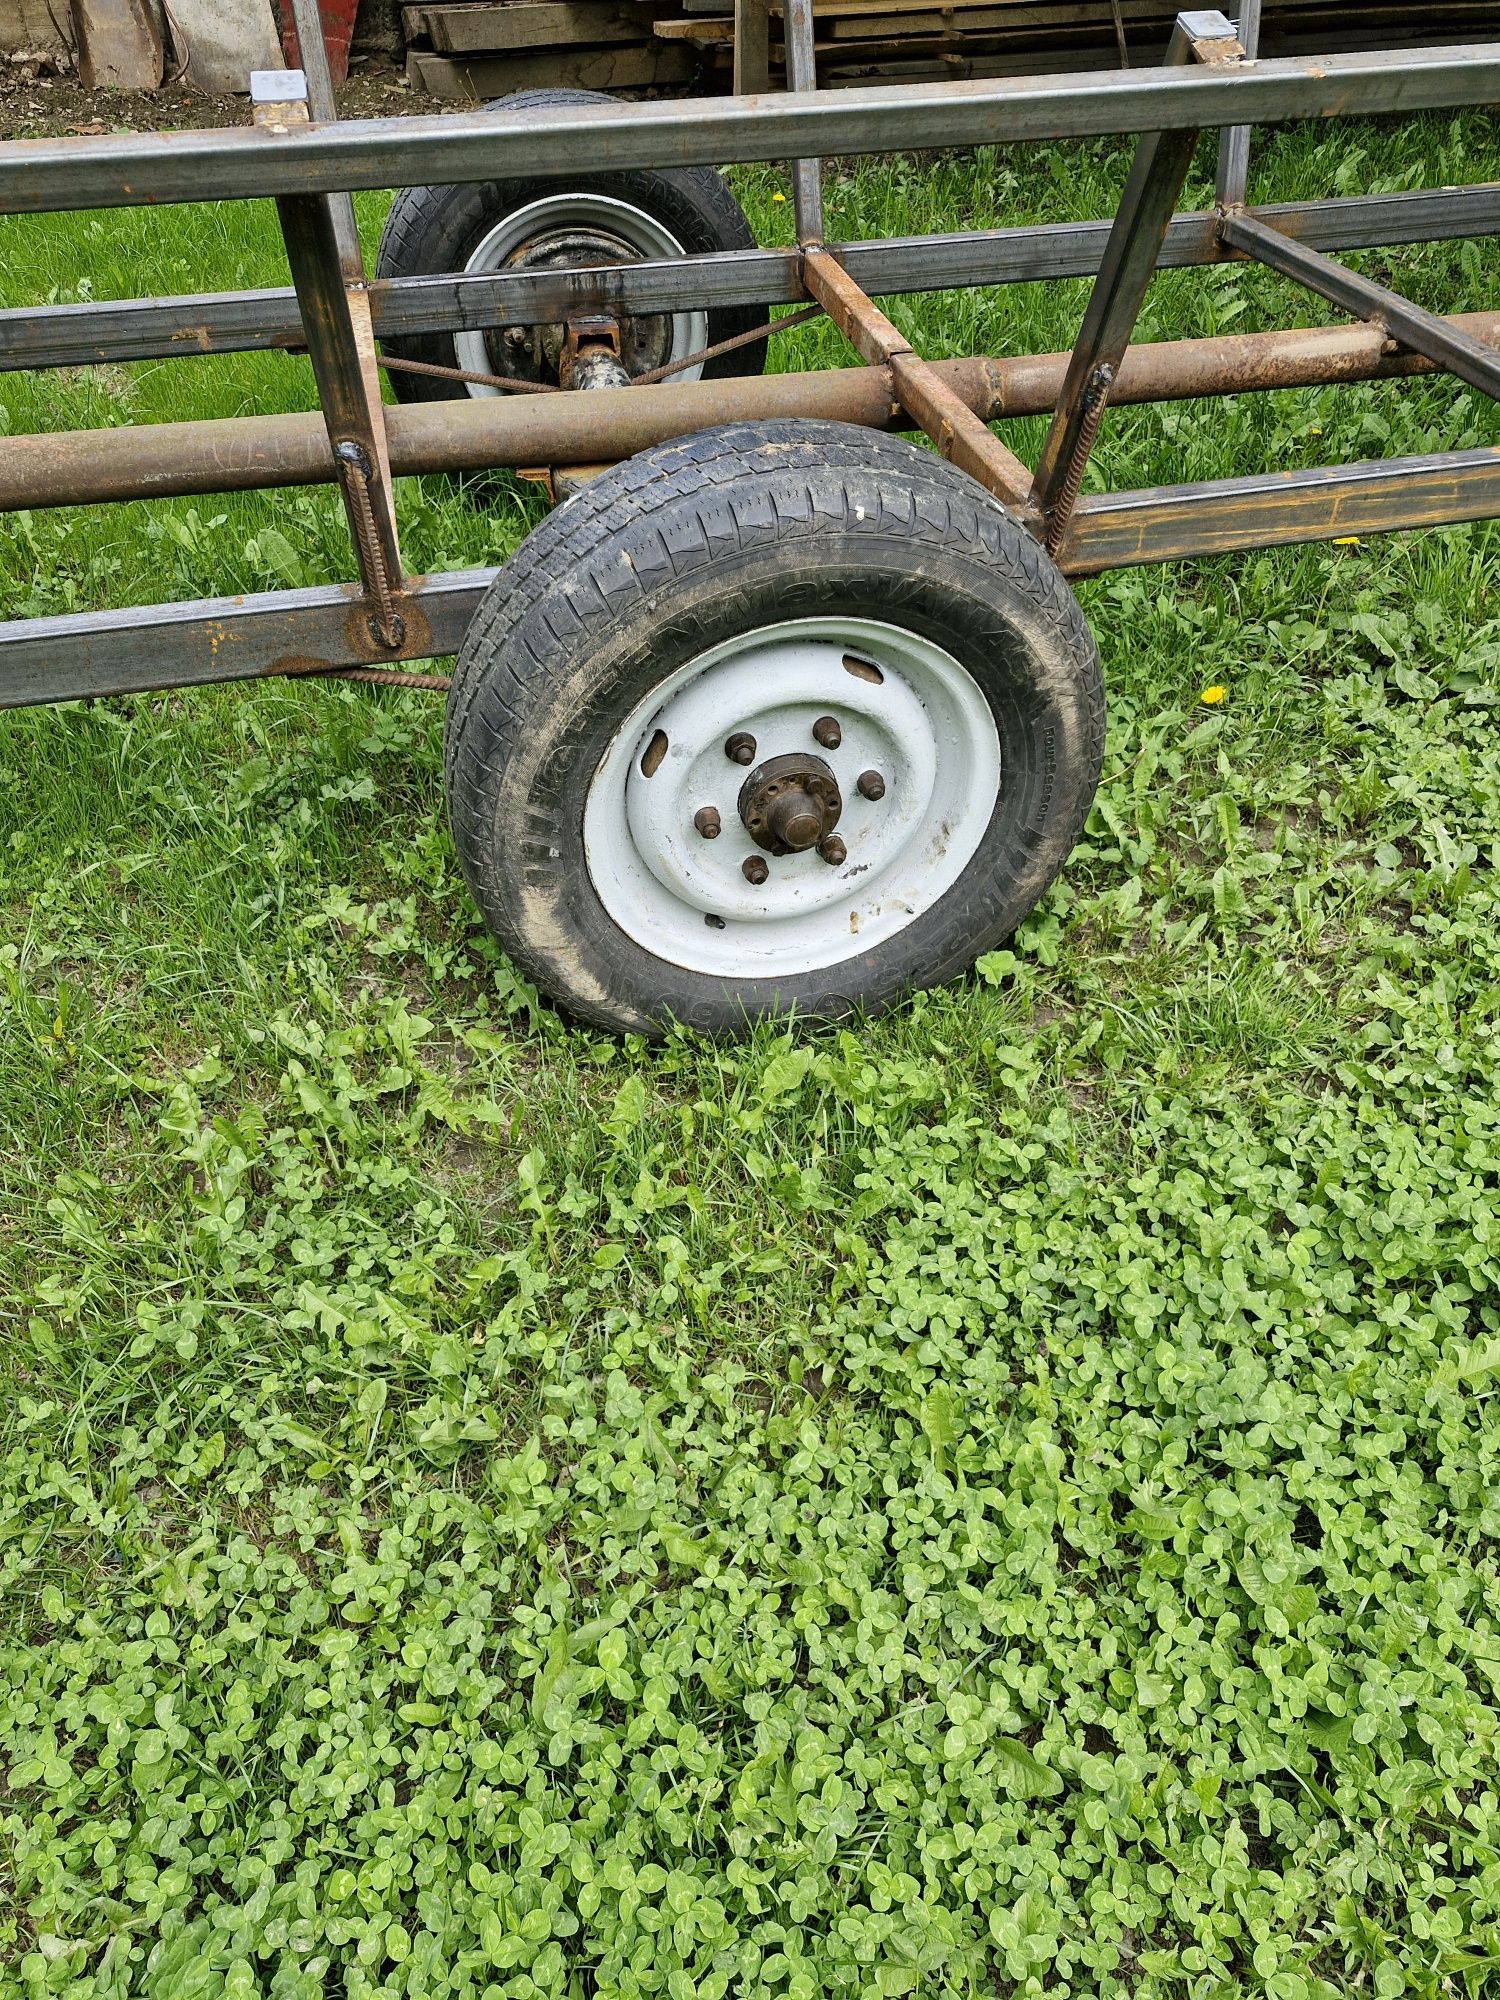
[583, 617, 1002, 979]
[455, 193, 709, 394]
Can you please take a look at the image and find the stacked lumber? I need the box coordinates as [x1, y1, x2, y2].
[403, 0, 1494, 101]
[404, 0, 696, 94]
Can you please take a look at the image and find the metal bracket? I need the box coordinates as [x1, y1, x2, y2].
[1029, 8, 1244, 551]
[801, 246, 1031, 511]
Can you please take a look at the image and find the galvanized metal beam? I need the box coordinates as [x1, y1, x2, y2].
[0, 44, 1497, 213]
[4, 185, 1498, 375]
[1220, 207, 1500, 403]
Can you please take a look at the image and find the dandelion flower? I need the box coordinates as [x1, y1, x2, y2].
[1333, 535, 1361, 547]
[1200, 685, 1227, 706]
[772, 192, 787, 203]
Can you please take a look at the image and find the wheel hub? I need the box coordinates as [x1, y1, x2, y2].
[455, 193, 708, 396]
[585, 617, 1001, 978]
[488, 224, 673, 385]
[738, 753, 843, 854]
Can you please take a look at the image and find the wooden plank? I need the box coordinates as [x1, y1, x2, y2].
[422, 0, 650, 48]
[734, 0, 772, 89]
[405, 39, 695, 93]
[657, 16, 735, 37]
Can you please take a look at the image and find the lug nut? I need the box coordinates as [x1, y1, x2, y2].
[694, 805, 722, 839]
[819, 835, 848, 866]
[812, 715, 842, 750]
[726, 732, 757, 765]
[742, 855, 770, 885]
[857, 769, 886, 801]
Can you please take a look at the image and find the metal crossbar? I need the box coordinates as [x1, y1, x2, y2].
[0, 46, 1498, 214]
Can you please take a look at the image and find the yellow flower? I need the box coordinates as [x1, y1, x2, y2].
[1333, 535, 1361, 547]
[772, 192, 787, 203]
[1200, 685, 1226, 706]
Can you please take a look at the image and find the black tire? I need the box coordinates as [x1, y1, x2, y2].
[445, 421, 1105, 1037]
[376, 87, 768, 401]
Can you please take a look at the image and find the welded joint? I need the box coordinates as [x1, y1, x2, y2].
[334, 439, 406, 652]
[1043, 362, 1114, 556]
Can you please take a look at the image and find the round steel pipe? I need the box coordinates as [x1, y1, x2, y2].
[0, 314, 1494, 513]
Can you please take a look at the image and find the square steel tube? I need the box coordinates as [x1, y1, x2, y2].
[0, 44, 1496, 214]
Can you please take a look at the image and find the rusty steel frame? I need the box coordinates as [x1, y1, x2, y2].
[0, 15, 1496, 704]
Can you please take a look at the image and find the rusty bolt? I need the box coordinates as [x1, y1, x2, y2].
[857, 769, 886, 801]
[694, 805, 722, 839]
[742, 854, 770, 886]
[819, 835, 848, 866]
[812, 715, 842, 750]
[726, 732, 757, 765]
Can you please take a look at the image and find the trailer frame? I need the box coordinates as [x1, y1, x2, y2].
[0, 0, 1496, 709]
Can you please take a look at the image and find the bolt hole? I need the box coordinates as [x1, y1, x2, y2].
[705, 914, 726, 929]
[843, 654, 884, 685]
[640, 729, 668, 778]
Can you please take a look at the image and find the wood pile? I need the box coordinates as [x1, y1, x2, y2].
[401, 0, 1496, 101]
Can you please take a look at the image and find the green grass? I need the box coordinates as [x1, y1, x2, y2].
[3, 111, 1500, 2000]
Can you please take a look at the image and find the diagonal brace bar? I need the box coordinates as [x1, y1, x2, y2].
[1029, 9, 1244, 550]
[254, 71, 406, 653]
[801, 245, 1031, 511]
[1219, 208, 1500, 404]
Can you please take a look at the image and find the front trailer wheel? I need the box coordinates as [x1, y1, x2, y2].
[444, 422, 1105, 1036]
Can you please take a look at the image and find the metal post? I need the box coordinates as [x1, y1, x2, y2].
[782, 0, 824, 247]
[1214, 0, 1261, 208]
[284, 0, 361, 277]
[1028, 8, 1242, 550]
[254, 70, 405, 651]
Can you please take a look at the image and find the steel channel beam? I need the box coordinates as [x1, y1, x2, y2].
[0, 570, 494, 709]
[1060, 446, 1500, 571]
[1, 45, 1498, 213]
[3, 314, 1499, 512]
[1221, 208, 1500, 402]
[264, 78, 405, 650]
[4, 186, 1498, 375]
[284, 0, 363, 277]
[6, 444, 1500, 709]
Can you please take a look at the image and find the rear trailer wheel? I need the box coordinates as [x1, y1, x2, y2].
[375, 88, 768, 399]
[444, 421, 1105, 1036]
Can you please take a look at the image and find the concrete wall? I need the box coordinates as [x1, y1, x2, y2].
[0, 0, 74, 57]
